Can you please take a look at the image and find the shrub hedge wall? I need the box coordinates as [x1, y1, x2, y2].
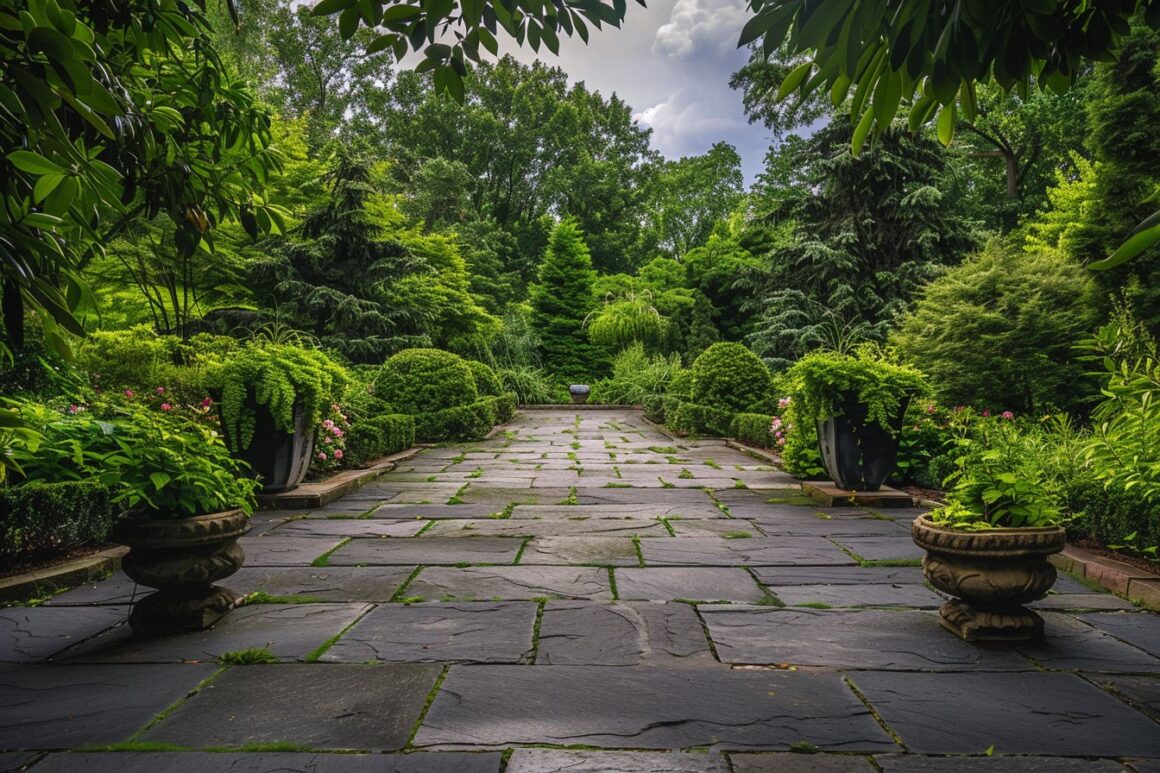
[345, 414, 416, 467]
[1, 480, 117, 561]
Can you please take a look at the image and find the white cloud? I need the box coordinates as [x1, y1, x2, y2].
[634, 86, 751, 159]
[652, 0, 750, 61]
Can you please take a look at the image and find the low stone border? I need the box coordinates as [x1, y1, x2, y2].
[802, 481, 916, 508]
[724, 439, 781, 465]
[257, 446, 428, 510]
[0, 545, 128, 604]
[1050, 545, 1160, 612]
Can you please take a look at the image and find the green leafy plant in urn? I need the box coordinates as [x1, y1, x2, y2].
[111, 414, 260, 636]
[911, 418, 1067, 641]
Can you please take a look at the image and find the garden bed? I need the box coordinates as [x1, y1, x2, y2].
[258, 446, 427, 510]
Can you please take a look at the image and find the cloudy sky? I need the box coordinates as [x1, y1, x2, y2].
[502, 0, 772, 183]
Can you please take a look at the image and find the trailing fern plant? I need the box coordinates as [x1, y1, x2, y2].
[210, 343, 349, 452]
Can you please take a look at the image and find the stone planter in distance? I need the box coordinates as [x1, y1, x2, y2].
[113, 510, 249, 636]
[912, 515, 1066, 642]
[570, 384, 590, 405]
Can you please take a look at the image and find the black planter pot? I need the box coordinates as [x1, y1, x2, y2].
[816, 397, 909, 492]
[222, 399, 314, 494]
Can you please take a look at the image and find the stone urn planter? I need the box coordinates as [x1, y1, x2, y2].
[221, 398, 314, 494]
[912, 515, 1066, 642]
[113, 510, 250, 636]
[570, 384, 590, 405]
[816, 397, 909, 491]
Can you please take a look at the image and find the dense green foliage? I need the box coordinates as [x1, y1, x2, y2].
[732, 413, 777, 449]
[891, 244, 1101, 414]
[468, 360, 503, 397]
[376, 348, 478, 415]
[690, 343, 775, 414]
[1, 480, 115, 561]
[344, 414, 416, 468]
[590, 345, 685, 407]
[529, 221, 603, 382]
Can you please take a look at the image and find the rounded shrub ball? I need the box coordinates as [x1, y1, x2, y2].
[467, 360, 503, 397]
[377, 348, 478, 415]
[689, 342, 774, 413]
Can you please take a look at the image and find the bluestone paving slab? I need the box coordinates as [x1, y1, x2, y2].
[666, 519, 765, 537]
[505, 749, 729, 772]
[265, 519, 428, 538]
[43, 571, 150, 606]
[1017, 613, 1160, 672]
[1031, 593, 1135, 611]
[615, 568, 767, 602]
[0, 663, 217, 749]
[751, 566, 926, 586]
[421, 518, 669, 538]
[238, 536, 346, 566]
[1095, 675, 1160, 720]
[326, 536, 524, 565]
[30, 752, 503, 773]
[0, 605, 128, 662]
[874, 756, 1129, 772]
[1078, 612, 1160, 658]
[143, 664, 441, 750]
[849, 670, 1160, 755]
[640, 537, 855, 566]
[320, 602, 537, 663]
[227, 566, 415, 602]
[367, 504, 504, 519]
[414, 665, 896, 750]
[58, 603, 370, 663]
[535, 602, 712, 665]
[770, 583, 946, 609]
[828, 534, 926, 562]
[729, 754, 876, 772]
[510, 503, 725, 519]
[701, 607, 1033, 670]
[519, 537, 641, 566]
[401, 566, 613, 601]
[0, 753, 33, 772]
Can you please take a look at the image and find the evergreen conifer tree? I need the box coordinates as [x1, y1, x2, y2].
[529, 220, 602, 382]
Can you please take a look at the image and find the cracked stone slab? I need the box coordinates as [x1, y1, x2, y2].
[413, 665, 896, 751]
[1030, 593, 1134, 611]
[874, 756, 1129, 772]
[640, 537, 855, 567]
[505, 749, 729, 772]
[30, 752, 504, 773]
[849, 670, 1160, 756]
[0, 605, 128, 662]
[519, 537, 641, 566]
[510, 504, 725, 519]
[326, 537, 524, 566]
[1017, 613, 1160, 673]
[1076, 612, 1160, 658]
[265, 519, 428, 538]
[701, 607, 1033, 671]
[1095, 675, 1160, 721]
[401, 567, 613, 601]
[0, 663, 218, 749]
[0, 753, 34, 772]
[58, 603, 370, 663]
[747, 516, 911, 539]
[827, 535, 925, 562]
[536, 602, 712, 665]
[751, 566, 926, 586]
[422, 518, 670, 538]
[238, 536, 347, 566]
[770, 584, 946, 609]
[321, 602, 537, 663]
[730, 754, 876, 772]
[666, 519, 765, 537]
[615, 568, 767, 603]
[143, 664, 441, 750]
[367, 504, 508, 520]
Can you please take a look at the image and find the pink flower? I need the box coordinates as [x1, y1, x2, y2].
[317, 452, 327, 461]
[201, 397, 213, 408]
[777, 396, 792, 409]
[322, 419, 335, 429]
[925, 403, 936, 414]
[156, 386, 166, 395]
[160, 403, 173, 411]
[334, 449, 344, 460]
[67, 404, 80, 414]
[982, 409, 991, 417]
[124, 389, 135, 398]
[324, 436, 333, 445]
[331, 403, 341, 412]
[1001, 411, 1015, 420]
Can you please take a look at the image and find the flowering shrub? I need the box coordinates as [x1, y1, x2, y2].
[311, 404, 351, 475]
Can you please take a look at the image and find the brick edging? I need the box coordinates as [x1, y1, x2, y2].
[1049, 545, 1160, 612]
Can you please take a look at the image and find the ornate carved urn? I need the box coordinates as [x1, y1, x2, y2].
[912, 515, 1066, 642]
[113, 510, 250, 636]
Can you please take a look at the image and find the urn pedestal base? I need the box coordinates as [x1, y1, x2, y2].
[938, 599, 1046, 642]
[128, 586, 238, 637]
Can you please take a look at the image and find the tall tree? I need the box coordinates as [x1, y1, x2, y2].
[647, 143, 745, 260]
[529, 220, 602, 381]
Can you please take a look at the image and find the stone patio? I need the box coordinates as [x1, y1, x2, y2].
[2, 408, 1158, 771]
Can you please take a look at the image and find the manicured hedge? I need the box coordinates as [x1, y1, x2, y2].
[1065, 479, 1160, 551]
[377, 348, 478, 415]
[0, 480, 117, 561]
[345, 414, 416, 468]
[689, 342, 774, 413]
[732, 413, 776, 449]
[488, 392, 518, 423]
[668, 401, 735, 437]
[415, 398, 498, 443]
[643, 394, 666, 424]
[468, 360, 503, 397]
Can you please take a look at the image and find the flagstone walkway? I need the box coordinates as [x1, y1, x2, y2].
[2, 408, 1159, 772]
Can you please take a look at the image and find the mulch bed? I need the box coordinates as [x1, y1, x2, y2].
[1073, 537, 1160, 576]
[0, 543, 115, 581]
